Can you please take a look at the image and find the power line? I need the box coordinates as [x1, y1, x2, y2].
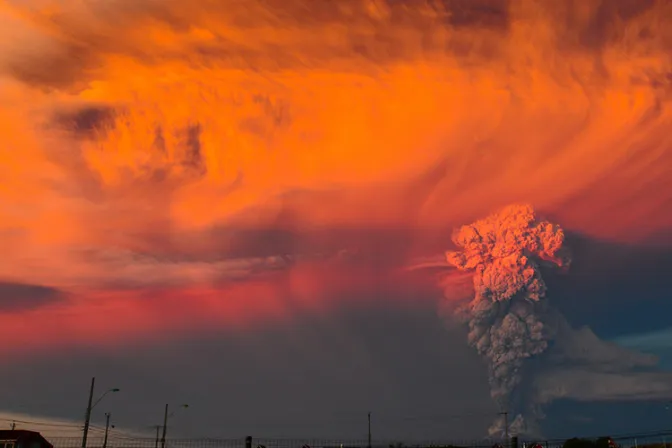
[0, 417, 84, 429]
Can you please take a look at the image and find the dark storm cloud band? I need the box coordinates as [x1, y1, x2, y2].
[0, 282, 66, 312]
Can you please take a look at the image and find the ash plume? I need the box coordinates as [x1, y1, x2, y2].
[443, 204, 571, 437]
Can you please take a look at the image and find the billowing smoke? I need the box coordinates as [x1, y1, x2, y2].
[443, 204, 571, 437]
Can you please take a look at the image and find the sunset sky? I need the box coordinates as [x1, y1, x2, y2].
[1, 0, 671, 441]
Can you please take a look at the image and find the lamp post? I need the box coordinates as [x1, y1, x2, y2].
[160, 404, 189, 448]
[81, 377, 120, 448]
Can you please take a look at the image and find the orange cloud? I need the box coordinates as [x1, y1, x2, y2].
[0, 0, 670, 350]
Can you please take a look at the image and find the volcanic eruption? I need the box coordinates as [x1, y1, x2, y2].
[442, 204, 571, 436]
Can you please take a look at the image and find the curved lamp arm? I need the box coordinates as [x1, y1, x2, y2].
[92, 388, 120, 410]
[168, 404, 189, 418]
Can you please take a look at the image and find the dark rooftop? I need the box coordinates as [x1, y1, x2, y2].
[0, 430, 54, 448]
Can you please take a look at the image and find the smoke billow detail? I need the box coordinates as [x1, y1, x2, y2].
[443, 204, 571, 436]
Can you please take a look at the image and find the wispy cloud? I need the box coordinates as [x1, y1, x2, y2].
[614, 328, 672, 351]
[535, 321, 672, 403]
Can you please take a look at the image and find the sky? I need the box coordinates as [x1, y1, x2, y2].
[0, 0, 671, 442]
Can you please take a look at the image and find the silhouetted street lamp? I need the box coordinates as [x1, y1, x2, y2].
[81, 378, 120, 448]
[160, 403, 189, 448]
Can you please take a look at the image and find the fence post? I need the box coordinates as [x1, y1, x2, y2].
[246, 436, 252, 448]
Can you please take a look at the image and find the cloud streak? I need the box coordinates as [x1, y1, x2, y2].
[0, 281, 65, 312]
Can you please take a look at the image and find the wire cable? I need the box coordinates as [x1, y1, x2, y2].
[0, 417, 84, 429]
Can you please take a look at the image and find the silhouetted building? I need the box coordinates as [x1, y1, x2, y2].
[0, 430, 54, 448]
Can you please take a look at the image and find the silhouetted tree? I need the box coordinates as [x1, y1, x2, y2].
[563, 438, 596, 448]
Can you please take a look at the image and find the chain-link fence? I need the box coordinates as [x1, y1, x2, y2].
[49, 438, 244, 448]
[47, 431, 672, 448]
[49, 437, 507, 448]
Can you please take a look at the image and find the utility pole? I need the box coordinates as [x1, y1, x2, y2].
[10, 422, 15, 430]
[161, 404, 169, 448]
[82, 377, 96, 448]
[103, 413, 111, 448]
[500, 411, 509, 448]
[367, 412, 371, 448]
[155, 425, 161, 448]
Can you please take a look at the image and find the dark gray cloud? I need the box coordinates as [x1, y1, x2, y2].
[50, 104, 118, 138]
[0, 282, 66, 312]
